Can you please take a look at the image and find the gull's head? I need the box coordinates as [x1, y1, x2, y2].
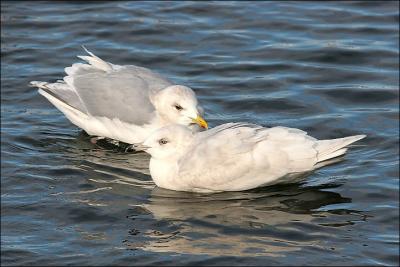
[151, 85, 208, 130]
[138, 124, 194, 160]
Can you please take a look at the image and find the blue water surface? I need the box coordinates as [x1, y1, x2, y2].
[1, 1, 399, 265]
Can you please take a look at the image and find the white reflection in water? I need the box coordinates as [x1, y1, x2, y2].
[124, 184, 356, 257]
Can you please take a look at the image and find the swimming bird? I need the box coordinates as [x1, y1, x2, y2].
[136, 123, 366, 193]
[30, 47, 208, 145]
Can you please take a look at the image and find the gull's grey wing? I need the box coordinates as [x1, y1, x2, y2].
[33, 48, 173, 125]
[69, 65, 173, 125]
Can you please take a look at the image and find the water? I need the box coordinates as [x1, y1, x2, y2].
[1, 1, 399, 265]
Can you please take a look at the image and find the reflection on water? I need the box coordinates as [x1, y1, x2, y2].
[123, 184, 364, 257]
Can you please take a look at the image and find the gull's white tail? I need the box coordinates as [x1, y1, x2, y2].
[316, 135, 366, 162]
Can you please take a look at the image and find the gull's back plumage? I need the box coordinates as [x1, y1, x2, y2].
[32, 47, 171, 125]
[177, 124, 319, 191]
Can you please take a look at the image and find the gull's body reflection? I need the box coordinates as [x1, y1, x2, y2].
[125, 183, 360, 257]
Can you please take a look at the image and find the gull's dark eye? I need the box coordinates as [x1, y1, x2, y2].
[158, 138, 168, 145]
[174, 104, 183, 111]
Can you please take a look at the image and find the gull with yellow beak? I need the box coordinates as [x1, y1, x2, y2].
[30, 47, 208, 147]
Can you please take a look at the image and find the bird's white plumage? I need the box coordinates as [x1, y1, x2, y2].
[31, 47, 206, 144]
[142, 123, 366, 193]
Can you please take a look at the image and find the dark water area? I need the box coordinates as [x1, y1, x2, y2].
[1, 1, 399, 265]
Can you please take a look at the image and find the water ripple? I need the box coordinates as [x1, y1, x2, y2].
[1, 1, 399, 266]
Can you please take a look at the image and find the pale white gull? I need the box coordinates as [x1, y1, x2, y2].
[30, 47, 208, 145]
[136, 123, 366, 193]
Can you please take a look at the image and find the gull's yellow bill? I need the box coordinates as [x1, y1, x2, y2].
[192, 115, 208, 129]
